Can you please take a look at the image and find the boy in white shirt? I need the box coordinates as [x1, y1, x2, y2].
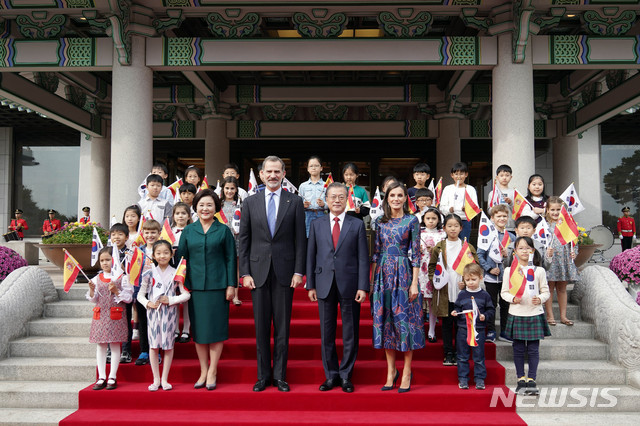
[138, 174, 172, 223]
[487, 164, 515, 231]
[440, 162, 477, 242]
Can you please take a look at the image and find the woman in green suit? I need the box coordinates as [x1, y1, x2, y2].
[176, 188, 237, 390]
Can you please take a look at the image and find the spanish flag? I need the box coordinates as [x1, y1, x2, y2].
[160, 218, 176, 245]
[167, 178, 183, 197]
[173, 258, 187, 287]
[63, 249, 82, 292]
[508, 257, 526, 298]
[434, 177, 443, 207]
[465, 297, 480, 347]
[347, 185, 356, 210]
[500, 232, 511, 250]
[553, 205, 579, 246]
[407, 195, 417, 214]
[452, 239, 475, 275]
[215, 208, 228, 224]
[200, 176, 209, 191]
[463, 189, 481, 220]
[323, 172, 334, 188]
[127, 246, 144, 287]
[512, 189, 530, 220]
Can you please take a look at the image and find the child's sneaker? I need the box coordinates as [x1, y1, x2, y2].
[486, 331, 496, 343]
[475, 380, 485, 390]
[499, 332, 513, 343]
[451, 354, 458, 366]
[120, 351, 132, 364]
[135, 352, 149, 365]
[443, 355, 452, 366]
[515, 376, 527, 394]
[525, 378, 539, 395]
[458, 380, 469, 390]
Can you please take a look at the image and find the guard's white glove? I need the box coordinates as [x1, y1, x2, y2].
[634, 234, 637, 241]
[619, 235, 624, 241]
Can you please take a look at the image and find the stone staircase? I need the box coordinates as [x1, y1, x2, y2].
[1, 283, 639, 425]
[495, 297, 640, 425]
[0, 286, 94, 426]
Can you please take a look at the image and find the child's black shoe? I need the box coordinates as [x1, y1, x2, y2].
[515, 376, 527, 394]
[524, 378, 539, 395]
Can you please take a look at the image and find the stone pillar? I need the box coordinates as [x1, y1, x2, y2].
[204, 117, 229, 183]
[554, 122, 602, 229]
[436, 116, 461, 179]
[77, 134, 91, 218]
[90, 130, 111, 228]
[492, 33, 535, 192]
[0, 128, 13, 230]
[109, 35, 153, 219]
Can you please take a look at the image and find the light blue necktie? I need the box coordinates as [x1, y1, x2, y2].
[267, 192, 276, 236]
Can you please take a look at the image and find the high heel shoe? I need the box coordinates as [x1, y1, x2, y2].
[398, 373, 413, 393]
[194, 381, 206, 389]
[381, 370, 400, 391]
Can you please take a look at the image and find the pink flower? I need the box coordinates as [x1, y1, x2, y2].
[610, 246, 640, 285]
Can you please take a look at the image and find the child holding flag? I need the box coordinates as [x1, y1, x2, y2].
[418, 207, 446, 343]
[215, 177, 242, 306]
[137, 240, 191, 391]
[451, 263, 494, 390]
[87, 247, 133, 390]
[501, 236, 551, 395]
[439, 162, 478, 242]
[342, 163, 370, 221]
[524, 175, 549, 223]
[299, 156, 327, 236]
[429, 214, 478, 366]
[122, 205, 142, 248]
[171, 202, 193, 342]
[487, 164, 515, 231]
[544, 197, 578, 326]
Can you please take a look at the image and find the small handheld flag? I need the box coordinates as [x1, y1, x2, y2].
[232, 208, 241, 234]
[508, 257, 526, 298]
[488, 180, 503, 209]
[532, 218, 551, 250]
[370, 187, 383, 222]
[512, 189, 531, 220]
[127, 246, 144, 287]
[559, 183, 585, 215]
[91, 227, 103, 266]
[500, 232, 512, 250]
[215, 209, 228, 224]
[347, 185, 356, 211]
[323, 172, 334, 189]
[247, 169, 258, 196]
[200, 176, 209, 191]
[488, 239, 503, 263]
[111, 244, 124, 282]
[526, 253, 538, 297]
[466, 297, 480, 347]
[63, 249, 82, 292]
[407, 195, 417, 214]
[463, 189, 481, 220]
[432, 252, 449, 290]
[553, 205, 579, 246]
[137, 174, 150, 199]
[160, 219, 176, 245]
[173, 258, 187, 286]
[428, 178, 435, 194]
[167, 178, 183, 197]
[452, 239, 475, 276]
[282, 177, 298, 194]
[214, 179, 221, 194]
[477, 212, 498, 251]
[434, 178, 443, 207]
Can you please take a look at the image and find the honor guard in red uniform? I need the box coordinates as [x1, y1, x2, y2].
[617, 206, 636, 252]
[79, 206, 91, 224]
[43, 209, 62, 236]
[9, 209, 28, 240]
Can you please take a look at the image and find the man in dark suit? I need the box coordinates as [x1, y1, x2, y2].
[239, 156, 306, 392]
[306, 182, 369, 393]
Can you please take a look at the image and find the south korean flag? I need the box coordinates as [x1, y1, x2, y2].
[433, 252, 449, 290]
[559, 183, 585, 215]
[477, 211, 498, 251]
[488, 239, 503, 263]
[533, 218, 552, 250]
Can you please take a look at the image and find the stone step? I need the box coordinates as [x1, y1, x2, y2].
[44, 300, 92, 319]
[0, 408, 76, 426]
[494, 338, 607, 361]
[0, 357, 95, 382]
[29, 317, 90, 337]
[500, 360, 626, 386]
[0, 381, 86, 408]
[10, 337, 94, 359]
[519, 412, 638, 425]
[513, 385, 640, 412]
[56, 286, 89, 301]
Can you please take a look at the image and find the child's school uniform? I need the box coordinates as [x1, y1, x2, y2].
[524, 195, 547, 223]
[345, 184, 371, 221]
[138, 196, 172, 223]
[546, 223, 579, 282]
[429, 239, 479, 358]
[454, 288, 495, 385]
[418, 228, 446, 307]
[137, 265, 190, 350]
[487, 187, 515, 231]
[87, 272, 133, 344]
[501, 266, 551, 340]
[478, 229, 514, 335]
[439, 184, 477, 241]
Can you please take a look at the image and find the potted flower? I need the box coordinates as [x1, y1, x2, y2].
[0, 246, 28, 282]
[38, 221, 109, 272]
[573, 225, 602, 268]
[610, 246, 640, 300]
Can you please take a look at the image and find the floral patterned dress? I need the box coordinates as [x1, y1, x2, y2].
[372, 214, 425, 351]
[418, 228, 447, 300]
[87, 273, 132, 344]
[546, 222, 580, 282]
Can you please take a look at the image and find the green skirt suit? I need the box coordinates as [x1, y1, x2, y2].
[176, 219, 237, 344]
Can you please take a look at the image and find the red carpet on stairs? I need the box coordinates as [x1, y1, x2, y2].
[61, 288, 525, 425]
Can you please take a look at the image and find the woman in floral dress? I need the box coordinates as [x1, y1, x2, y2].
[372, 182, 425, 393]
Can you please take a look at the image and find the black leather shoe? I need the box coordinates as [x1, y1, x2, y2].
[341, 379, 354, 393]
[273, 379, 290, 392]
[319, 378, 339, 391]
[253, 380, 268, 392]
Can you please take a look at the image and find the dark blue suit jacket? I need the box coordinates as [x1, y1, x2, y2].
[306, 214, 369, 299]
